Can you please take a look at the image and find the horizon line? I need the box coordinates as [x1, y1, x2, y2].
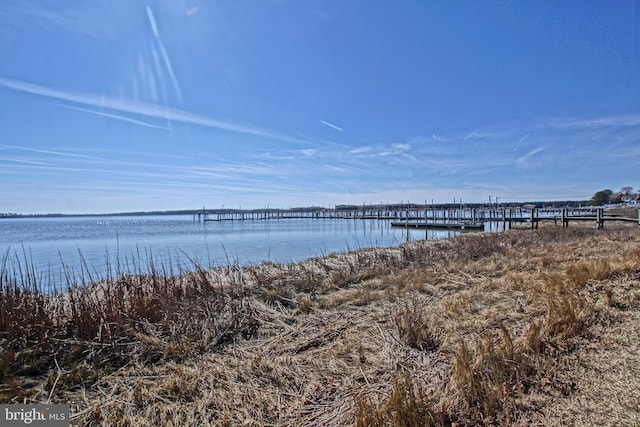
[0, 198, 596, 217]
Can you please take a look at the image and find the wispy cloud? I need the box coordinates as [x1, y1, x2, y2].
[0, 76, 313, 145]
[190, 162, 278, 177]
[550, 114, 640, 129]
[516, 145, 549, 169]
[348, 146, 371, 155]
[513, 133, 529, 150]
[345, 142, 417, 165]
[319, 120, 343, 132]
[463, 130, 507, 140]
[321, 164, 362, 174]
[4, 2, 123, 41]
[391, 143, 410, 151]
[0, 144, 108, 161]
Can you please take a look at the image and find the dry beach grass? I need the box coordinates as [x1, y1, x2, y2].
[1, 222, 640, 425]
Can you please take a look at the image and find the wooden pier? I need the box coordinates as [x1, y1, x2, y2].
[193, 206, 640, 230]
[390, 221, 484, 230]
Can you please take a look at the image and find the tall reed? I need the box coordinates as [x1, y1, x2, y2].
[0, 249, 258, 397]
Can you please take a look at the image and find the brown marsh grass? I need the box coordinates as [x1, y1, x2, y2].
[2, 223, 640, 425]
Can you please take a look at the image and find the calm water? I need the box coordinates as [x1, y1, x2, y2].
[0, 215, 464, 289]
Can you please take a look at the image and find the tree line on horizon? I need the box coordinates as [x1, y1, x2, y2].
[589, 186, 639, 206]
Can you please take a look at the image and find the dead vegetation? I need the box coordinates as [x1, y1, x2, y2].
[2, 223, 640, 425]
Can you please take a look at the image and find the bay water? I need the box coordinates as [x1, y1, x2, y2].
[0, 215, 465, 290]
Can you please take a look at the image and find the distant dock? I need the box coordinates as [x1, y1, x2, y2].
[194, 206, 640, 230]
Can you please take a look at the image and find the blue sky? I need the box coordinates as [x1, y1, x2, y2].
[1, 1, 638, 214]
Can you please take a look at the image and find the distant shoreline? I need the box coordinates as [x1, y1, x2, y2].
[0, 200, 588, 219]
[0, 209, 198, 219]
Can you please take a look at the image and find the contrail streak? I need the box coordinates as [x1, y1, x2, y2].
[57, 104, 169, 129]
[156, 39, 183, 103]
[145, 5, 159, 38]
[0, 76, 312, 145]
[0, 157, 49, 166]
[319, 120, 343, 132]
[146, 5, 183, 103]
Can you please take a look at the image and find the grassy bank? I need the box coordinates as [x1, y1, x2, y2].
[2, 223, 640, 425]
